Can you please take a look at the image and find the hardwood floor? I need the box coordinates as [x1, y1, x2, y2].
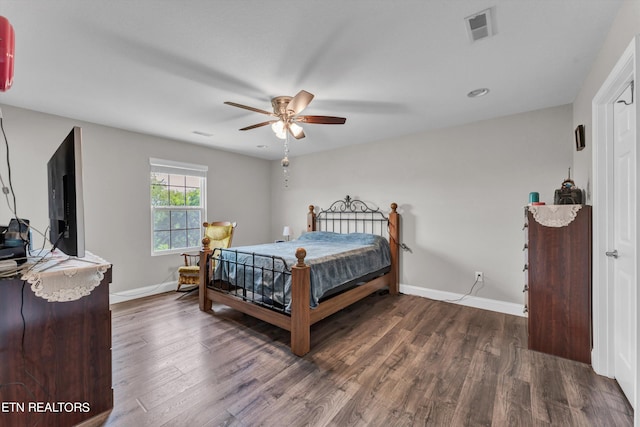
[104, 291, 633, 426]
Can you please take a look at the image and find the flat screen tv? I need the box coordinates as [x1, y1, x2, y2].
[47, 126, 85, 258]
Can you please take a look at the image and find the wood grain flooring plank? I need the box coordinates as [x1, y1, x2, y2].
[608, 404, 636, 426]
[472, 311, 507, 356]
[534, 399, 575, 426]
[327, 384, 389, 427]
[380, 374, 434, 415]
[136, 367, 216, 412]
[503, 312, 528, 349]
[139, 356, 274, 427]
[529, 350, 572, 424]
[227, 357, 319, 416]
[414, 400, 457, 426]
[466, 348, 501, 382]
[108, 376, 220, 426]
[497, 341, 532, 382]
[451, 350, 500, 426]
[335, 329, 410, 393]
[257, 382, 351, 427]
[200, 410, 242, 427]
[599, 389, 635, 419]
[322, 315, 404, 368]
[112, 340, 211, 381]
[111, 364, 184, 396]
[451, 377, 496, 426]
[414, 301, 459, 338]
[491, 375, 533, 426]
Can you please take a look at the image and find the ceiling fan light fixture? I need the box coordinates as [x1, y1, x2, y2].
[225, 90, 346, 189]
[289, 122, 304, 138]
[271, 120, 287, 139]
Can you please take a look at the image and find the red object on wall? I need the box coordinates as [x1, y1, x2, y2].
[0, 16, 14, 92]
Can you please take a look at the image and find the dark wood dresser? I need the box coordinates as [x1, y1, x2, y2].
[0, 266, 113, 426]
[524, 205, 592, 364]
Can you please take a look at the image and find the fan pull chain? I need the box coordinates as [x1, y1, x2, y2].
[282, 132, 290, 188]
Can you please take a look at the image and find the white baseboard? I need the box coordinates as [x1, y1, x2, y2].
[109, 281, 179, 305]
[400, 283, 526, 317]
[108, 281, 525, 316]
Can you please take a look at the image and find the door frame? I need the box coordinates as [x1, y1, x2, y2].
[592, 35, 639, 411]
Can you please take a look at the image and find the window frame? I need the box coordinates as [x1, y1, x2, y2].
[149, 158, 207, 256]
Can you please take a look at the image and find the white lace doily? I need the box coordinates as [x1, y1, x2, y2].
[529, 205, 583, 227]
[21, 251, 111, 302]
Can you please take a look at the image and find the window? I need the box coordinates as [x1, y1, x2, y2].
[150, 158, 207, 255]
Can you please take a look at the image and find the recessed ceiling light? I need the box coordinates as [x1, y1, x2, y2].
[192, 130, 213, 137]
[467, 88, 490, 98]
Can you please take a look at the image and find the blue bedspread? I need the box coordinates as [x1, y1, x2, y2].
[213, 231, 391, 310]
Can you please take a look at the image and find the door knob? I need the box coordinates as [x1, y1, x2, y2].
[605, 250, 619, 258]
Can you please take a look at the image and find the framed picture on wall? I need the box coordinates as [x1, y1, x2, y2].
[575, 124, 585, 151]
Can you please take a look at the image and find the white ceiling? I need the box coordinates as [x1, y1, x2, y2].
[0, 0, 623, 160]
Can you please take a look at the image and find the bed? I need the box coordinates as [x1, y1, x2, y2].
[198, 196, 400, 356]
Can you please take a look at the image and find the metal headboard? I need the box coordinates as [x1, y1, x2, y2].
[314, 195, 389, 236]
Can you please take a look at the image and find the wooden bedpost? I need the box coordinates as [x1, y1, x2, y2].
[307, 205, 316, 232]
[388, 202, 400, 296]
[199, 244, 213, 312]
[291, 248, 311, 356]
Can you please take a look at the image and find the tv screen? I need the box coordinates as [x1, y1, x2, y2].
[47, 126, 85, 258]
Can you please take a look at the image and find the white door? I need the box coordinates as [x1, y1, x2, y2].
[612, 82, 636, 407]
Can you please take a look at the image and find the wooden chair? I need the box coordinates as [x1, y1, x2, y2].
[177, 221, 236, 291]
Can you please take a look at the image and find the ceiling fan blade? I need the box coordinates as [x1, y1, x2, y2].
[239, 120, 278, 131]
[296, 115, 347, 125]
[286, 90, 314, 115]
[224, 101, 275, 116]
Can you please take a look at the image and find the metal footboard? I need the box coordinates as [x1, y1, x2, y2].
[207, 248, 292, 315]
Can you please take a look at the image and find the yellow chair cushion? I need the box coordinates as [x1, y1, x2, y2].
[178, 266, 199, 274]
[205, 225, 233, 248]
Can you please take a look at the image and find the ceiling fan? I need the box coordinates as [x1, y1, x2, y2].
[224, 90, 346, 140]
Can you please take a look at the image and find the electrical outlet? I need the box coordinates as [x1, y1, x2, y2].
[475, 271, 484, 282]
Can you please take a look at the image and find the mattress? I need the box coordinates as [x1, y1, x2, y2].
[212, 231, 391, 310]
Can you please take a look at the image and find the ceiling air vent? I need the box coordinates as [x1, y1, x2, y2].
[465, 8, 495, 42]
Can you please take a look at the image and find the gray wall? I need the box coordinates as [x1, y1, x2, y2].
[270, 104, 573, 305]
[0, 104, 272, 294]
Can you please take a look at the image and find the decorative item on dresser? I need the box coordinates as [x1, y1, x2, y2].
[523, 204, 592, 364]
[198, 196, 400, 356]
[554, 167, 584, 205]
